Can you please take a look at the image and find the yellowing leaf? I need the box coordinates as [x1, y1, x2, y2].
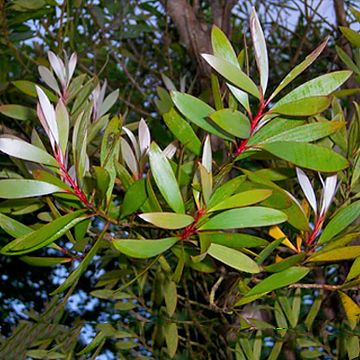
[269, 226, 297, 252]
[339, 291, 360, 329]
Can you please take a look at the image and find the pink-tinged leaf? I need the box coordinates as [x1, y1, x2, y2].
[0, 135, 59, 167]
[100, 89, 119, 118]
[123, 127, 139, 160]
[67, 52, 77, 86]
[48, 51, 66, 87]
[269, 39, 328, 102]
[163, 142, 177, 159]
[320, 174, 337, 216]
[38, 65, 61, 95]
[250, 8, 269, 95]
[36, 86, 59, 146]
[120, 137, 138, 178]
[139, 118, 151, 156]
[296, 168, 317, 214]
[55, 99, 69, 155]
[202, 135, 212, 173]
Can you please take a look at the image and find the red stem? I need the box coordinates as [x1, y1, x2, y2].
[181, 208, 206, 240]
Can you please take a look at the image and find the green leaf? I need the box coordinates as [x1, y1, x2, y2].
[0, 198, 44, 215]
[25, 350, 65, 359]
[319, 201, 360, 243]
[264, 253, 306, 272]
[0, 135, 59, 167]
[248, 118, 305, 146]
[307, 246, 360, 262]
[336, 45, 360, 74]
[260, 142, 349, 172]
[199, 232, 268, 249]
[261, 121, 346, 144]
[0, 104, 36, 120]
[339, 291, 360, 329]
[112, 237, 179, 258]
[32, 169, 72, 192]
[121, 179, 147, 218]
[273, 71, 352, 107]
[209, 109, 251, 138]
[0, 179, 65, 199]
[274, 300, 288, 337]
[164, 281, 177, 317]
[139, 212, 193, 229]
[149, 142, 185, 214]
[208, 243, 260, 273]
[77, 332, 106, 356]
[163, 108, 202, 156]
[165, 323, 178, 358]
[208, 175, 247, 208]
[171, 92, 233, 141]
[20, 256, 71, 266]
[346, 256, 360, 281]
[55, 100, 69, 154]
[271, 96, 331, 116]
[93, 166, 110, 200]
[202, 135, 212, 173]
[339, 26, 360, 47]
[0, 213, 32, 238]
[201, 54, 260, 98]
[208, 189, 272, 212]
[198, 207, 287, 230]
[211, 25, 238, 66]
[0, 209, 88, 255]
[12, 80, 58, 102]
[199, 164, 212, 206]
[256, 237, 285, 265]
[237, 267, 310, 306]
[269, 40, 328, 101]
[250, 8, 269, 94]
[51, 224, 106, 295]
[304, 289, 323, 330]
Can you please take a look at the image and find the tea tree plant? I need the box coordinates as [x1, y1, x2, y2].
[1, 8, 360, 360]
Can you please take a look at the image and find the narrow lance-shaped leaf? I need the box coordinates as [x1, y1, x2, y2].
[296, 168, 317, 214]
[171, 92, 233, 141]
[48, 51, 66, 88]
[319, 201, 360, 243]
[273, 71, 352, 108]
[198, 207, 287, 230]
[163, 108, 201, 156]
[0, 209, 88, 255]
[0, 135, 59, 167]
[149, 142, 185, 214]
[250, 8, 269, 94]
[208, 243, 260, 273]
[55, 99, 69, 155]
[139, 213, 193, 230]
[38, 65, 61, 95]
[211, 25, 238, 65]
[113, 237, 179, 259]
[139, 118, 151, 156]
[0, 180, 65, 199]
[269, 39, 328, 102]
[260, 142, 349, 172]
[0, 104, 36, 121]
[202, 54, 260, 99]
[202, 135, 212, 173]
[209, 109, 251, 139]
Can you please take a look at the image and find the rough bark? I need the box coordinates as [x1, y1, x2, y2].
[165, 0, 236, 86]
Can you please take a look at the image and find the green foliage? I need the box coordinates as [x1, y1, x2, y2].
[2, 2, 360, 359]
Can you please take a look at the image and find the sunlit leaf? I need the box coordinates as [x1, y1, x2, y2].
[0, 179, 65, 199]
[208, 243, 260, 273]
[0, 104, 36, 120]
[139, 212, 193, 229]
[149, 142, 184, 213]
[339, 291, 360, 329]
[113, 237, 179, 258]
[198, 207, 287, 230]
[260, 142, 349, 172]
